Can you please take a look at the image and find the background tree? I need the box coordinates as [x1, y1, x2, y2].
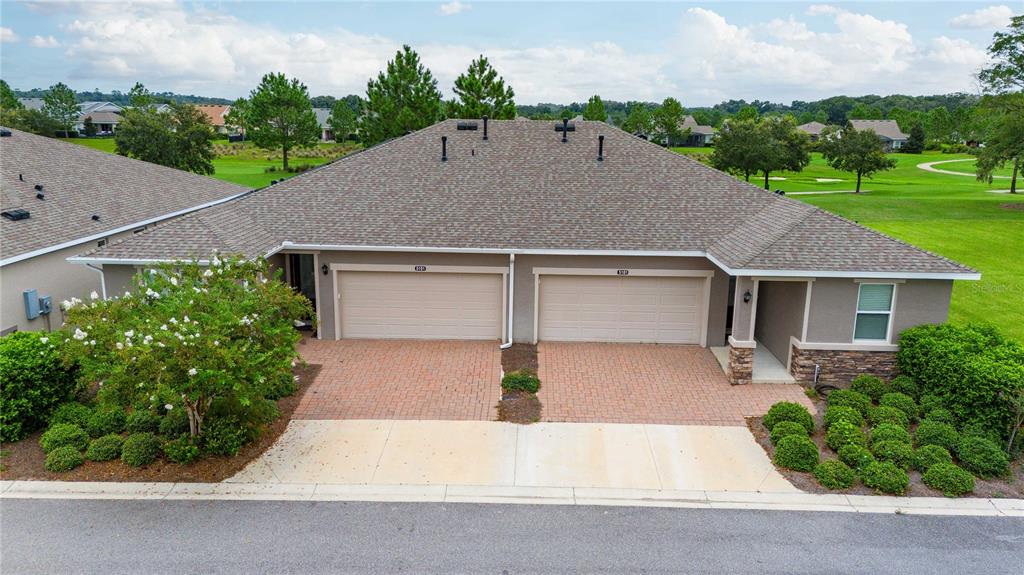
[360, 45, 443, 145]
[223, 97, 251, 139]
[974, 95, 1023, 194]
[41, 82, 80, 137]
[653, 97, 686, 146]
[757, 116, 811, 189]
[327, 100, 357, 142]
[819, 124, 897, 193]
[115, 103, 216, 175]
[621, 104, 654, 136]
[244, 73, 320, 170]
[82, 116, 97, 137]
[977, 14, 1024, 94]
[709, 119, 764, 182]
[733, 105, 759, 122]
[903, 122, 926, 154]
[448, 55, 515, 119]
[582, 95, 607, 121]
[128, 81, 153, 109]
[0, 79, 21, 111]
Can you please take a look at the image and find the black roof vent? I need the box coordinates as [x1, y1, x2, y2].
[0, 129, 11, 137]
[482, 115, 489, 140]
[441, 136, 448, 162]
[36, 192, 45, 200]
[2, 209, 30, 221]
[34, 184, 43, 191]
[598, 135, 604, 162]
[774, 189, 786, 195]
[91, 214, 101, 221]
[554, 121, 576, 133]
[456, 121, 478, 131]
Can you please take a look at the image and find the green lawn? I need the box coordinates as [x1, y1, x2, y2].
[69, 137, 358, 189]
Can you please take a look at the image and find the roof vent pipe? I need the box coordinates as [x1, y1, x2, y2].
[482, 115, 488, 140]
[561, 118, 568, 143]
[598, 135, 604, 161]
[441, 136, 448, 162]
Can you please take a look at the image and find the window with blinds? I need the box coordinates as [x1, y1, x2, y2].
[854, 283, 894, 341]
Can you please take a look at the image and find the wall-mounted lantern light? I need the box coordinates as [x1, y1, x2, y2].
[743, 290, 752, 303]
[321, 264, 329, 275]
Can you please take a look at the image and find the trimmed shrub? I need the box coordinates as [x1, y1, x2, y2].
[914, 419, 959, 451]
[814, 460, 856, 489]
[159, 408, 190, 438]
[922, 463, 975, 497]
[501, 370, 541, 394]
[773, 435, 820, 472]
[872, 440, 914, 469]
[49, 402, 93, 428]
[85, 408, 127, 438]
[770, 421, 808, 445]
[911, 444, 953, 472]
[163, 436, 201, 465]
[924, 408, 956, 426]
[827, 389, 871, 417]
[125, 410, 161, 434]
[121, 432, 161, 467]
[44, 445, 85, 472]
[869, 406, 910, 429]
[201, 416, 251, 457]
[825, 420, 867, 451]
[85, 434, 124, 462]
[960, 421, 1002, 445]
[823, 405, 863, 429]
[870, 423, 911, 447]
[889, 375, 920, 399]
[838, 444, 876, 471]
[956, 435, 1010, 478]
[919, 394, 945, 415]
[862, 461, 909, 495]
[880, 392, 919, 422]
[39, 423, 89, 453]
[0, 331, 80, 442]
[850, 375, 889, 402]
[764, 402, 814, 434]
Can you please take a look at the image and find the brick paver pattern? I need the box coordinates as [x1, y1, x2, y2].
[538, 342, 815, 426]
[294, 339, 501, 421]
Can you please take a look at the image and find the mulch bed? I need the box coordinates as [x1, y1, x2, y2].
[0, 364, 321, 483]
[497, 344, 542, 424]
[501, 343, 539, 373]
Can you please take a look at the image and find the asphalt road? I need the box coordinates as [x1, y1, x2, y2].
[1, 499, 1022, 574]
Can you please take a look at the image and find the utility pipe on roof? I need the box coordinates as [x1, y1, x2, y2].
[500, 253, 515, 349]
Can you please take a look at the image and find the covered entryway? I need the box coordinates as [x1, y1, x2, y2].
[536, 270, 710, 344]
[335, 266, 505, 340]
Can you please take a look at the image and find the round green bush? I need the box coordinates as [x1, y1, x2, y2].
[201, 416, 251, 457]
[911, 444, 953, 472]
[872, 440, 914, 469]
[870, 423, 911, 447]
[44, 445, 85, 472]
[889, 375, 920, 400]
[880, 392, 919, 422]
[869, 406, 910, 429]
[770, 421, 808, 445]
[49, 402, 93, 428]
[823, 405, 863, 429]
[850, 375, 890, 403]
[125, 410, 161, 434]
[960, 421, 1002, 445]
[861, 461, 909, 495]
[85, 434, 124, 462]
[163, 436, 200, 465]
[924, 408, 956, 426]
[39, 423, 89, 453]
[918, 394, 945, 415]
[813, 460, 857, 489]
[763, 402, 814, 434]
[85, 408, 127, 438]
[914, 419, 959, 451]
[827, 389, 871, 417]
[121, 432, 162, 467]
[773, 435, 820, 472]
[159, 408, 190, 438]
[0, 331, 80, 442]
[501, 370, 541, 394]
[956, 435, 1010, 478]
[922, 463, 975, 497]
[838, 444, 876, 471]
[825, 420, 867, 451]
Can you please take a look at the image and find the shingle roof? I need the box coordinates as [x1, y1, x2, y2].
[195, 105, 230, 127]
[0, 128, 248, 263]
[78, 119, 974, 276]
[797, 121, 827, 136]
[849, 120, 908, 141]
[681, 115, 716, 135]
[313, 108, 331, 128]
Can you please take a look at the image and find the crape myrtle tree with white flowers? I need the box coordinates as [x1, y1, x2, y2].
[61, 255, 314, 438]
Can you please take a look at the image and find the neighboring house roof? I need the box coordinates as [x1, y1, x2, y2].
[79, 102, 123, 114]
[797, 121, 827, 136]
[195, 105, 230, 127]
[0, 128, 249, 265]
[849, 120, 907, 141]
[79, 111, 122, 125]
[18, 98, 44, 110]
[680, 115, 715, 136]
[314, 108, 331, 128]
[76, 119, 974, 278]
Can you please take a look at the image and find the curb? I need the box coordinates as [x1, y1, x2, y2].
[2, 480, 1021, 516]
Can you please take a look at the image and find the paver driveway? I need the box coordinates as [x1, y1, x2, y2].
[538, 342, 814, 426]
[294, 339, 501, 421]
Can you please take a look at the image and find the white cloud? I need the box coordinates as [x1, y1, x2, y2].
[30, 34, 60, 48]
[439, 1, 470, 16]
[949, 5, 1014, 29]
[0, 27, 18, 43]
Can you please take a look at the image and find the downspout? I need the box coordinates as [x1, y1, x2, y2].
[85, 263, 107, 300]
[500, 253, 515, 349]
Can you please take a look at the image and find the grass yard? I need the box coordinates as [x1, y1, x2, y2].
[69, 137, 359, 189]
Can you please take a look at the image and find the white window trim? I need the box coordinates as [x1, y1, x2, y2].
[853, 282, 898, 343]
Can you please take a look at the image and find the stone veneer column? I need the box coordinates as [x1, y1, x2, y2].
[726, 337, 755, 385]
[788, 340, 899, 387]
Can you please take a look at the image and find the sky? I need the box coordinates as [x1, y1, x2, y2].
[0, 1, 1019, 105]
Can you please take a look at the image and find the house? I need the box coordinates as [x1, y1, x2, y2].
[17, 99, 124, 134]
[314, 108, 333, 142]
[679, 115, 716, 147]
[849, 120, 908, 151]
[796, 121, 827, 142]
[195, 104, 231, 134]
[0, 127, 248, 335]
[71, 119, 978, 386]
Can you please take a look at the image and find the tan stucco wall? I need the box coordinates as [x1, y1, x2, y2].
[805, 278, 952, 343]
[753, 281, 807, 362]
[730, 276, 757, 341]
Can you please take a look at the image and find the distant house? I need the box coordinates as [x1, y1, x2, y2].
[17, 99, 124, 134]
[796, 121, 827, 142]
[849, 120, 908, 151]
[17, 98, 44, 111]
[195, 104, 231, 134]
[679, 115, 716, 147]
[314, 108, 333, 142]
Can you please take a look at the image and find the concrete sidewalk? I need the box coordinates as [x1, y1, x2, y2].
[225, 420, 797, 493]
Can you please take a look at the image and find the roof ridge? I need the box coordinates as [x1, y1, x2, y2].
[710, 195, 817, 267]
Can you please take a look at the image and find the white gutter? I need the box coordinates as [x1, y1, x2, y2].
[84, 263, 107, 299]
[5, 190, 249, 268]
[500, 253, 515, 349]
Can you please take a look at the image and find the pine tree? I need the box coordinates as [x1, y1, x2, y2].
[903, 123, 926, 154]
[449, 55, 515, 120]
[41, 82, 80, 137]
[245, 73, 321, 169]
[582, 95, 607, 121]
[360, 45, 443, 145]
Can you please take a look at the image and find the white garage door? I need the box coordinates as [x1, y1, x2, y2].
[339, 271, 503, 340]
[538, 275, 704, 344]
